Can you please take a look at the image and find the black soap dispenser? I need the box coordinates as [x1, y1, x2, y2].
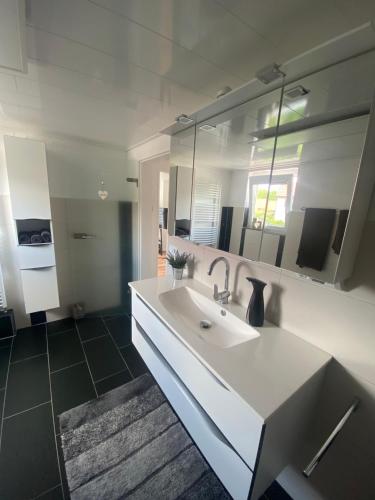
[246, 277, 267, 327]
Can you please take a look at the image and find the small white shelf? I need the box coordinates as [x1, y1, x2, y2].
[18, 243, 53, 247]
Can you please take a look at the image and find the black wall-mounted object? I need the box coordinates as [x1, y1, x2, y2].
[246, 278, 267, 327]
[30, 311, 47, 325]
[0, 309, 16, 340]
[218, 207, 233, 252]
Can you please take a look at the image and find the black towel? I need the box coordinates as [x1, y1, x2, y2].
[18, 232, 31, 245]
[296, 208, 336, 271]
[30, 232, 43, 244]
[332, 209, 349, 255]
[40, 229, 52, 243]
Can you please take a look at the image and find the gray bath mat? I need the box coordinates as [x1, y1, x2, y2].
[59, 374, 230, 499]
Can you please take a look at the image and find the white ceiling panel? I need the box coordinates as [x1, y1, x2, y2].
[0, 0, 373, 149]
[90, 0, 277, 81]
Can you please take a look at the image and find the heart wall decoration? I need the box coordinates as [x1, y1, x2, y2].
[98, 179, 108, 200]
[98, 189, 108, 200]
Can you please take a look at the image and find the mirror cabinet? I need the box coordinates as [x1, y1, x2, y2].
[169, 51, 375, 284]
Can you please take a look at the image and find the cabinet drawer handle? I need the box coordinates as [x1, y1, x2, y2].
[303, 397, 360, 477]
[135, 295, 230, 392]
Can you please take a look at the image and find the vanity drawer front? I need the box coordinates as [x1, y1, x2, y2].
[132, 291, 264, 470]
[132, 318, 253, 500]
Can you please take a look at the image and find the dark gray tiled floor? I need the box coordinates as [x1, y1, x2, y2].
[83, 335, 126, 381]
[11, 324, 46, 362]
[95, 369, 132, 395]
[121, 344, 148, 378]
[0, 345, 10, 388]
[104, 314, 131, 347]
[0, 313, 150, 499]
[260, 481, 293, 500]
[76, 317, 107, 341]
[51, 362, 96, 430]
[48, 329, 84, 372]
[0, 403, 60, 499]
[4, 354, 50, 417]
[47, 318, 75, 336]
[0, 389, 4, 421]
[38, 485, 64, 500]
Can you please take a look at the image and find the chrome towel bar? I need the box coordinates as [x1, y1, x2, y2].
[303, 397, 360, 478]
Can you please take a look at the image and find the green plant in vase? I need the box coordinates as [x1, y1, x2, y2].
[166, 250, 190, 280]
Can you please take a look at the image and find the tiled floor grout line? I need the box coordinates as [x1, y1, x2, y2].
[45, 325, 66, 500]
[81, 333, 109, 344]
[32, 483, 62, 499]
[10, 352, 46, 365]
[94, 367, 131, 384]
[50, 360, 86, 375]
[100, 317, 135, 379]
[47, 328, 76, 338]
[0, 336, 14, 453]
[3, 400, 51, 421]
[75, 322, 99, 398]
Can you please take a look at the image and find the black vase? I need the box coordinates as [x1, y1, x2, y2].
[246, 277, 267, 327]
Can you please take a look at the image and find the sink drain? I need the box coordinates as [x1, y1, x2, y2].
[200, 319, 212, 329]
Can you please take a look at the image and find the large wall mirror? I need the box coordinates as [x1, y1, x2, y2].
[169, 50, 375, 283]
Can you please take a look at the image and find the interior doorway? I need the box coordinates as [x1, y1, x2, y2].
[139, 154, 169, 279]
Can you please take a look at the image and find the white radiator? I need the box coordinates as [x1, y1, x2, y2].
[0, 262, 7, 310]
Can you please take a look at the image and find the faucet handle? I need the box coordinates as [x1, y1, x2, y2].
[216, 290, 230, 305]
[213, 284, 219, 300]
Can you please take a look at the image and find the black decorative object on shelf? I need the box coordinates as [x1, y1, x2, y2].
[246, 277, 267, 327]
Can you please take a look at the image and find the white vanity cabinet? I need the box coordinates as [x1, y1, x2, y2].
[131, 284, 330, 500]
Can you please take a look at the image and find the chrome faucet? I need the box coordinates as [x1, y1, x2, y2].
[207, 256, 230, 304]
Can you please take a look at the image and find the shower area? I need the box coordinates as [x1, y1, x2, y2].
[46, 139, 139, 322]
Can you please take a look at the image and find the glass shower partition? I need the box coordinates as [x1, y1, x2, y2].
[47, 141, 139, 320]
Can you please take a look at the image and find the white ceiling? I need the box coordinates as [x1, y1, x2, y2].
[0, 0, 375, 150]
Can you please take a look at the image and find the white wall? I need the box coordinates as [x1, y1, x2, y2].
[0, 133, 138, 327]
[169, 188, 375, 499]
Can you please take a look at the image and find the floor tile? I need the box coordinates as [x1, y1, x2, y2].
[0, 403, 60, 500]
[0, 345, 11, 388]
[0, 337, 13, 349]
[83, 335, 126, 381]
[37, 485, 64, 500]
[51, 363, 96, 431]
[104, 314, 131, 347]
[0, 389, 4, 421]
[95, 369, 132, 395]
[47, 317, 75, 336]
[4, 354, 50, 417]
[48, 329, 84, 372]
[121, 344, 149, 378]
[11, 324, 46, 363]
[56, 434, 70, 499]
[264, 481, 293, 500]
[76, 317, 107, 341]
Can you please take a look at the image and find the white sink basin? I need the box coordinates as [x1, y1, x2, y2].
[159, 286, 259, 348]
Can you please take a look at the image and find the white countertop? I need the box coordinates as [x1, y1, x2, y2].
[129, 276, 331, 421]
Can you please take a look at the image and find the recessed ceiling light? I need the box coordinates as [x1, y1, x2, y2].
[175, 114, 194, 125]
[199, 124, 216, 131]
[284, 85, 310, 100]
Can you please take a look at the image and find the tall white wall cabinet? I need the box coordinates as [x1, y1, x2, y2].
[4, 136, 60, 314]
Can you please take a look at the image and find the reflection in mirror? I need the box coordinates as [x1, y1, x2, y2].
[168, 126, 195, 238]
[190, 88, 287, 259]
[259, 51, 375, 281]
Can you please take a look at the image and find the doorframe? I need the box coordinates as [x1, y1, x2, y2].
[138, 152, 170, 279]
